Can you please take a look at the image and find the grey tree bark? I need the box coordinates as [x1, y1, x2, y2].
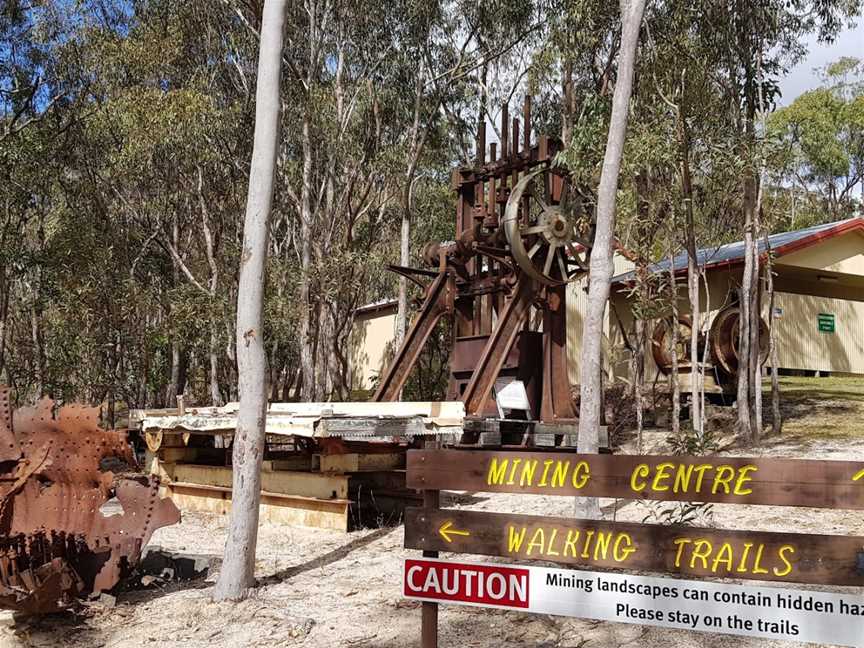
[737, 174, 756, 440]
[668, 248, 681, 439]
[213, 0, 287, 601]
[576, 0, 646, 519]
[765, 235, 782, 435]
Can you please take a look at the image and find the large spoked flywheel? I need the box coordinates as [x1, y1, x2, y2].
[502, 168, 591, 285]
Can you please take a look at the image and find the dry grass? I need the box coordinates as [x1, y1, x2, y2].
[763, 375, 864, 441]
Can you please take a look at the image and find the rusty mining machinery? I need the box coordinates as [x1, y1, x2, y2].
[373, 98, 595, 444]
[0, 388, 180, 613]
[650, 308, 769, 396]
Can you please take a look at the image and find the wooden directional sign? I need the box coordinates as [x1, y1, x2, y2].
[404, 508, 864, 586]
[407, 449, 864, 510]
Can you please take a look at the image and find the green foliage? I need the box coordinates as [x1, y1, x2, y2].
[768, 58, 864, 220]
[1, 0, 860, 412]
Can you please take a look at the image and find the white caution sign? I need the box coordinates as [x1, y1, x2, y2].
[403, 558, 864, 647]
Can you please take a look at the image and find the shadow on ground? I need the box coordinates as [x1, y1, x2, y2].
[259, 525, 399, 586]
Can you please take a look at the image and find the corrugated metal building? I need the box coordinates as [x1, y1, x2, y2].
[610, 217, 864, 380]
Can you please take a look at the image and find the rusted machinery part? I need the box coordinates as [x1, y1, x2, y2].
[0, 389, 180, 614]
[651, 315, 692, 374]
[503, 168, 590, 286]
[709, 307, 769, 375]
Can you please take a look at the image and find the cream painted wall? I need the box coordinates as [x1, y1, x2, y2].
[348, 308, 397, 391]
[771, 292, 864, 373]
[566, 253, 636, 384]
[776, 230, 864, 277]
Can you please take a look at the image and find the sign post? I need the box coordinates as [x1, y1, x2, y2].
[404, 558, 864, 647]
[404, 449, 864, 646]
[421, 489, 439, 648]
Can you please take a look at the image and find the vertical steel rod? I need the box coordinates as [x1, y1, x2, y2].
[501, 103, 509, 160]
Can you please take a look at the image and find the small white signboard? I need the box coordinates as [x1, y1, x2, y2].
[403, 558, 864, 647]
[493, 379, 530, 415]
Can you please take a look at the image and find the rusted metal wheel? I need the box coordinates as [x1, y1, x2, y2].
[709, 306, 769, 375]
[503, 168, 591, 285]
[651, 315, 696, 374]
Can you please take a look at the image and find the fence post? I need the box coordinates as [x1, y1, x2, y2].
[421, 488, 440, 648]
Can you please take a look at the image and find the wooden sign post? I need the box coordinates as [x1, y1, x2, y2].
[404, 449, 864, 647]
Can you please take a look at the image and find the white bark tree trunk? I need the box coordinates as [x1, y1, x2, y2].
[765, 237, 782, 435]
[737, 178, 755, 440]
[676, 109, 702, 437]
[668, 249, 681, 439]
[576, 0, 646, 519]
[213, 0, 287, 601]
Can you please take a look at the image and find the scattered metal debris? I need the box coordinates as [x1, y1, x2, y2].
[0, 387, 180, 613]
[138, 546, 212, 583]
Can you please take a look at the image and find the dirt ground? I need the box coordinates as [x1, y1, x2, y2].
[3, 377, 863, 648]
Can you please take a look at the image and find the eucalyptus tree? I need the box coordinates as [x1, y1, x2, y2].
[214, 0, 289, 602]
[576, 0, 646, 519]
[691, 0, 860, 440]
[769, 57, 864, 221]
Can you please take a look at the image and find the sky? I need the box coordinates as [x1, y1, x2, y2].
[777, 18, 864, 104]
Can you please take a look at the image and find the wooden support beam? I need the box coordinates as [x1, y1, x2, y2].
[313, 452, 404, 473]
[169, 463, 349, 499]
[166, 482, 350, 531]
[512, 118, 519, 158]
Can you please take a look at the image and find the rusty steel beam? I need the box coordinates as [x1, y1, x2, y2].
[373, 271, 455, 402]
[462, 274, 536, 416]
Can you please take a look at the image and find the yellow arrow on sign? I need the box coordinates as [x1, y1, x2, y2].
[853, 468, 864, 482]
[438, 520, 470, 543]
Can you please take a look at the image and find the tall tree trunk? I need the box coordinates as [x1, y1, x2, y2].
[167, 213, 181, 406]
[633, 316, 645, 454]
[737, 172, 756, 440]
[209, 328, 223, 406]
[668, 248, 681, 439]
[0, 278, 10, 383]
[168, 343, 181, 406]
[765, 235, 782, 435]
[396, 212, 410, 347]
[298, 116, 315, 401]
[396, 70, 432, 351]
[577, 0, 646, 519]
[30, 300, 45, 399]
[750, 232, 762, 440]
[213, 0, 287, 601]
[675, 110, 702, 437]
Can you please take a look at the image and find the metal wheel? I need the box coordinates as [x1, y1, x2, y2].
[502, 168, 590, 285]
[652, 315, 696, 374]
[709, 306, 769, 375]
